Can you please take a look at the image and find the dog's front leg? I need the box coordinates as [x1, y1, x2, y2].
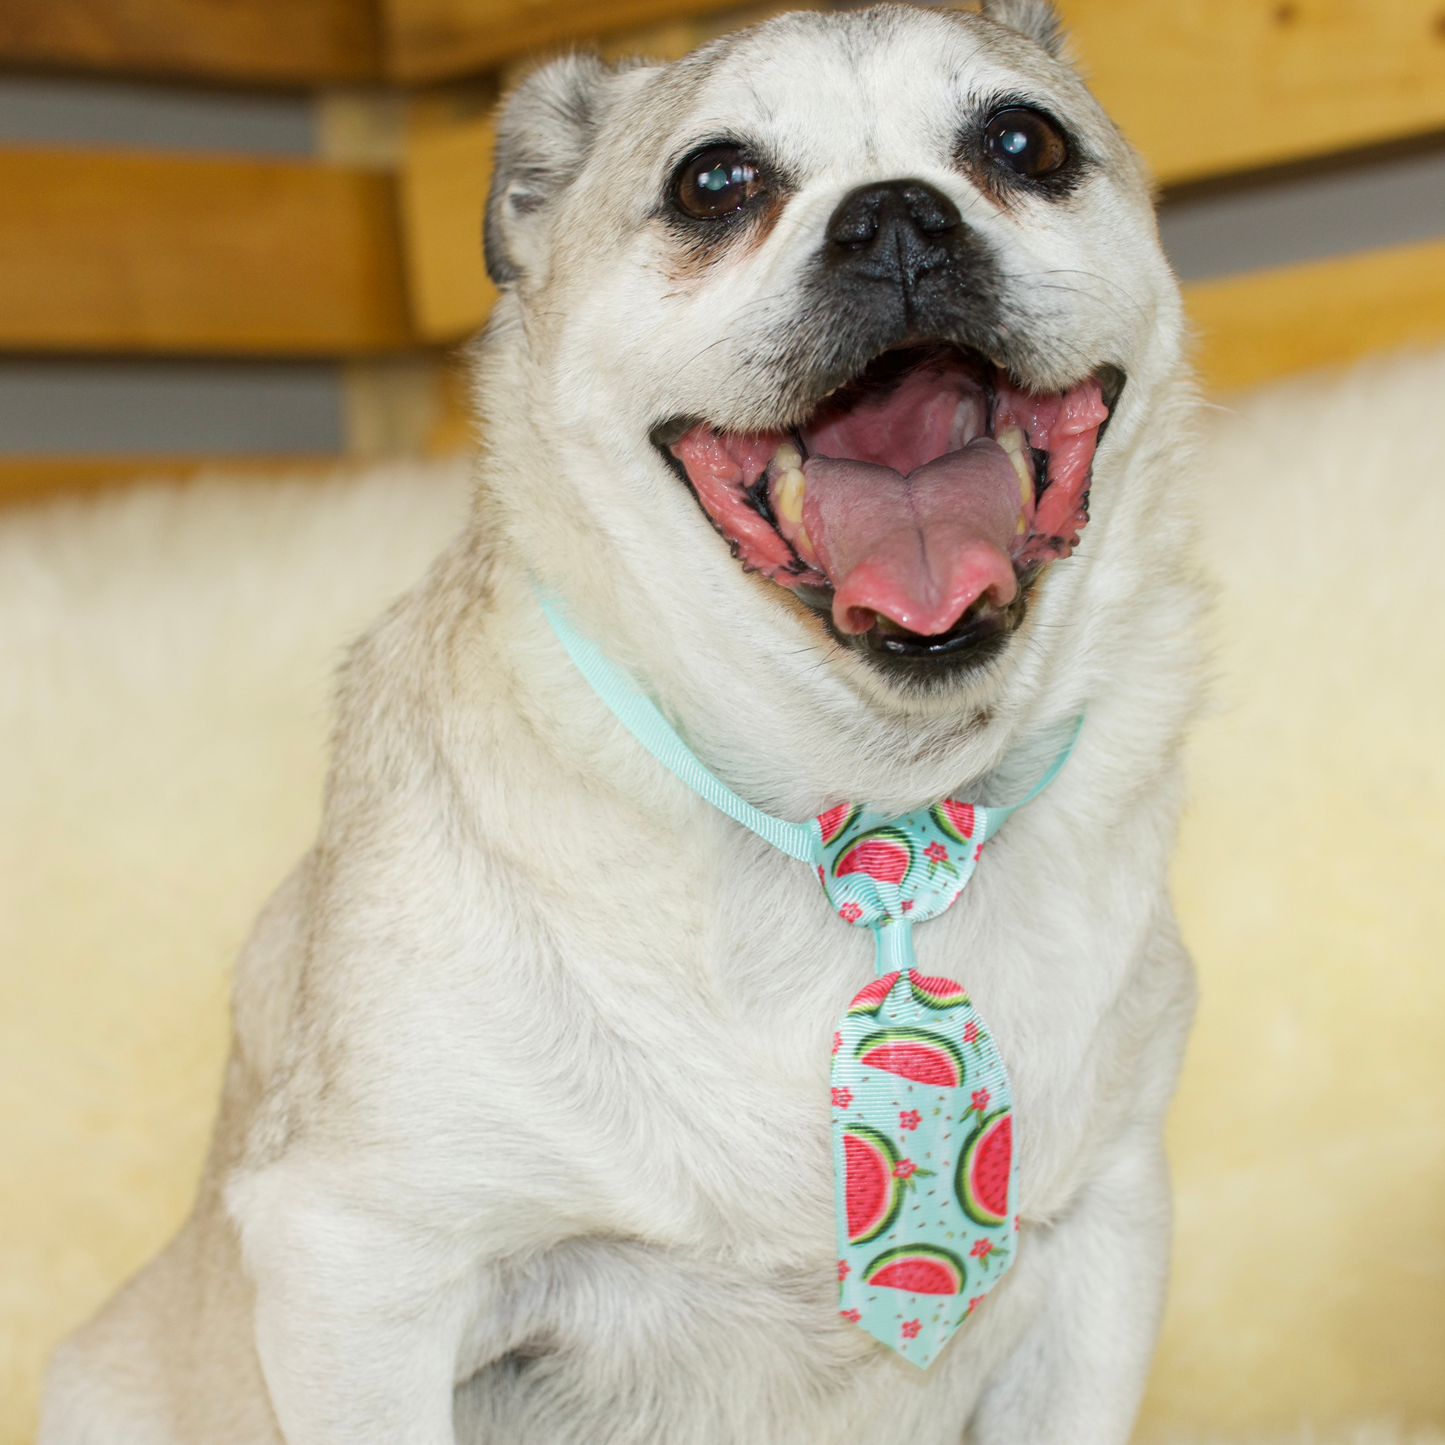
[966, 1127, 1173, 1445]
[228, 1162, 480, 1445]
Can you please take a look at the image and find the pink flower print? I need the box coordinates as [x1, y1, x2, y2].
[901, 1319, 922, 1340]
[831, 1087, 853, 1109]
[840, 1308, 861, 1324]
[837, 1259, 850, 1280]
[893, 1159, 917, 1180]
[901, 899, 914, 912]
[969, 1087, 991, 1115]
[970, 1237, 994, 1259]
[832, 1030, 842, 1055]
[839, 901, 863, 923]
[922, 838, 958, 881]
[963, 1021, 979, 1044]
[899, 1108, 921, 1131]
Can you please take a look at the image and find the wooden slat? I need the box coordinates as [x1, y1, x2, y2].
[0, 0, 379, 85]
[398, 110, 498, 340]
[1183, 237, 1445, 392]
[0, 455, 348, 507]
[0, 148, 415, 355]
[380, 0, 731, 81]
[1068, 0, 1445, 185]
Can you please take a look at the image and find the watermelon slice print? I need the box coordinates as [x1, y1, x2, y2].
[817, 802, 861, 846]
[834, 827, 913, 886]
[846, 971, 900, 1017]
[930, 800, 976, 843]
[908, 972, 969, 1010]
[842, 1124, 905, 1244]
[863, 1244, 966, 1295]
[855, 1028, 964, 1088]
[956, 1109, 1012, 1227]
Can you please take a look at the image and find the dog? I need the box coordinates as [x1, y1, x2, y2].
[41, 2, 1202, 1440]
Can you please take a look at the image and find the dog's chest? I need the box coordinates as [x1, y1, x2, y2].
[520, 820, 1121, 1256]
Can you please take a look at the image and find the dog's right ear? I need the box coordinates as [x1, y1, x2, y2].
[978, 0, 1068, 59]
[484, 54, 638, 287]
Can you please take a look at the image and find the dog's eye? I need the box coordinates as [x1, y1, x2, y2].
[674, 145, 765, 219]
[984, 108, 1068, 179]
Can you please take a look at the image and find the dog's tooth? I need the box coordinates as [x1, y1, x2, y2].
[776, 467, 806, 524]
[996, 425, 1032, 506]
[772, 442, 802, 472]
[795, 524, 817, 562]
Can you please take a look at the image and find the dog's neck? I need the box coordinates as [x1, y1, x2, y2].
[476, 545, 1076, 822]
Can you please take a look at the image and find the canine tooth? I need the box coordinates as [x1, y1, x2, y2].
[776, 467, 806, 524]
[795, 524, 816, 561]
[996, 425, 1032, 505]
[772, 442, 802, 471]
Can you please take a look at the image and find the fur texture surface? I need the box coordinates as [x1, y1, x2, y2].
[4, 342, 1444, 1440]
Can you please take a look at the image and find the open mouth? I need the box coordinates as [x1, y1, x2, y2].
[657, 345, 1118, 671]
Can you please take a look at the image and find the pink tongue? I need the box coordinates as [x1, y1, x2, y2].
[801, 437, 1022, 636]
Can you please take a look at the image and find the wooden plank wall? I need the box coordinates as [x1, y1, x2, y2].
[0, 150, 413, 354]
[2, 0, 1444, 500]
[0, 0, 380, 83]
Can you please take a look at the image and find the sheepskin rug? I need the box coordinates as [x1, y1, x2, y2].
[3, 348, 1444, 1445]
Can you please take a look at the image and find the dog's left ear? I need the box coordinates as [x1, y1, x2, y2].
[978, 0, 1068, 59]
[484, 54, 648, 287]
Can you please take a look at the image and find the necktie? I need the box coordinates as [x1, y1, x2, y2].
[536, 590, 1080, 1367]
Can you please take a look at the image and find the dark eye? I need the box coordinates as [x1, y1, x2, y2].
[674, 145, 766, 220]
[983, 108, 1068, 179]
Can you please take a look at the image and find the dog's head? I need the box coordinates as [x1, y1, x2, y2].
[479, 1, 1185, 725]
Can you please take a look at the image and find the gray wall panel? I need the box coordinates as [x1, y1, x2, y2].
[0, 75, 314, 154]
[1159, 150, 1445, 281]
[0, 362, 342, 454]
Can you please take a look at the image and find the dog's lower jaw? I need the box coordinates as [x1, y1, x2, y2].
[795, 567, 1036, 686]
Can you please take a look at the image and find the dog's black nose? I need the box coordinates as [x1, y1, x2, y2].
[825, 180, 962, 292]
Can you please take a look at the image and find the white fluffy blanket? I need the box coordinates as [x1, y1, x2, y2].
[2, 349, 1443, 1443]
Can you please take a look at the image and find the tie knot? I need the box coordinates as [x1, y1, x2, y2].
[812, 798, 989, 929]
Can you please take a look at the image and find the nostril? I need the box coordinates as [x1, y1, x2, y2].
[902, 185, 959, 236]
[826, 199, 881, 249]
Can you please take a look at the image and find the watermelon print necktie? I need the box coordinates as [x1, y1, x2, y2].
[535, 589, 1081, 1368]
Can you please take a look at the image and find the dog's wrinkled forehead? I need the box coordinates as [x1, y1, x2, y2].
[649, 11, 1101, 192]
